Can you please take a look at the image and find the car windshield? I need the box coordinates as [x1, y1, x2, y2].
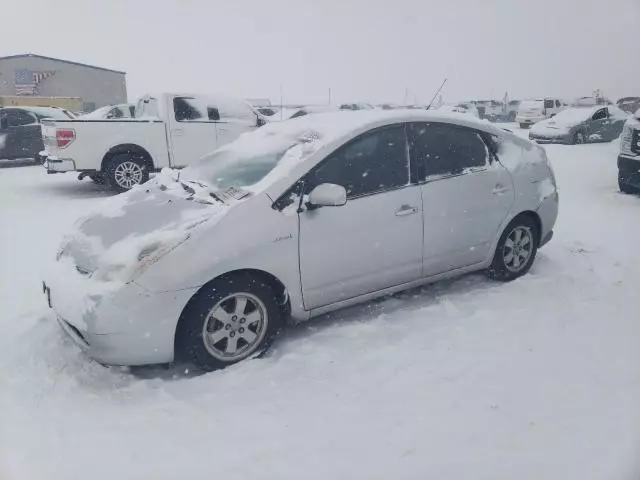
[519, 100, 543, 111]
[180, 147, 290, 190]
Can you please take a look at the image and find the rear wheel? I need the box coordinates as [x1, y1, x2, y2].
[104, 154, 149, 192]
[488, 216, 539, 281]
[519, 123, 531, 129]
[175, 273, 283, 371]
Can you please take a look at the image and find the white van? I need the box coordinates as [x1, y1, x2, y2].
[516, 98, 566, 128]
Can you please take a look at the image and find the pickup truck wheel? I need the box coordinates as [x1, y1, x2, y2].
[105, 154, 149, 192]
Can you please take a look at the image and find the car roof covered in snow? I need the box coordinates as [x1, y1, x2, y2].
[0, 106, 73, 119]
[256, 109, 507, 144]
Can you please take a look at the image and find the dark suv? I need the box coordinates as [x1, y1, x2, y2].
[618, 112, 640, 194]
[0, 106, 73, 163]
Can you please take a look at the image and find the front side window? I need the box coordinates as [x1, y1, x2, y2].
[306, 125, 409, 199]
[544, 99, 555, 109]
[555, 100, 561, 107]
[408, 123, 488, 180]
[174, 97, 205, 122]
[592, 108, 607, 121]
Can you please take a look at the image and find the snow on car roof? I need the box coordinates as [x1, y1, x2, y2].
[6, 106, 73, 119]
[236, 109, 505, 150]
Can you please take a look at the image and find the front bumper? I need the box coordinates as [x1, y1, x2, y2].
[529, 134, 570, 144]
[618, 155, 640, 190]
[43, 272, 198, 366]
[516, 116, 545, 126]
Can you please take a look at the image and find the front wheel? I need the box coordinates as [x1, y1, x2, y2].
[175, 273, 283, 371]
[488, 216, 539, 281]
[570, 131, 586, 145]
[105, 154, 149, 192]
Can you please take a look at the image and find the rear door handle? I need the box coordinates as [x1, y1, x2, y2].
[172, 128, 184, 136]
[395, 205, 419, 216]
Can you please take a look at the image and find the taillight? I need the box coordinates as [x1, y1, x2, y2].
[56, 129, 75, 148]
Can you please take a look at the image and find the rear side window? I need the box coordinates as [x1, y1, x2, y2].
[592, 108, 607, 121]
[174, 97, 205, 122]
[306, 125, 409, 199]
[6, 110, 36, 127]
[555, 100, 561, 107]
[408, 123, 488, 180]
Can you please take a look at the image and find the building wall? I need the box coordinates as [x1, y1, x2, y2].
[0, 56, 127, 111]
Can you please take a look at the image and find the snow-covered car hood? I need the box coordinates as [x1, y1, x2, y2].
[530, 118, 574, 135]
[57, 180, 237, 277]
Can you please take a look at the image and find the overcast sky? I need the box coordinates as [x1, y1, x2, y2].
[1, 0, 638, 105]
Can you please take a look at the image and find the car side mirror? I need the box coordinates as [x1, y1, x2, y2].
[307, 183, 347, 209]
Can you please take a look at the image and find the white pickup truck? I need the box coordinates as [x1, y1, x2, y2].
[42, 93, 264, 191]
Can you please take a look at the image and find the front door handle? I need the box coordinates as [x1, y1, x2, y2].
[395, 205, 419, 216]
[172, 128, 184, 136]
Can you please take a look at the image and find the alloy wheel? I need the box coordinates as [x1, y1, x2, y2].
[114, 161, 143, 189]
[202, 293, 269, 361]
[503, 226, 533, 273]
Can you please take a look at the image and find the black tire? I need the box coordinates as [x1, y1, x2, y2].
[104, 153, 149, 193]
[570, 131, 585, 145]
[519, 123, 530, 129]
[88, 174, 106, 185]
[175, 272, 283, 371]
[488, 215, 539, 282]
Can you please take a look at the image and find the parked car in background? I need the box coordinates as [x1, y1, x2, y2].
[43, 110, 558, 370]
[40, 93, 264, 191]
[340, 103, 375, 111]
[529, 106, 628, 144]
[516, 98, 566, 128]
[616, 97, 640, 114]
[287, 105, 339, 119]
[618, 110, 640, 194]
[437, 104, 479, 117]
[0, 106, 74, 162]
[456, 102, 480, 118]
[80, 104, 136, 120]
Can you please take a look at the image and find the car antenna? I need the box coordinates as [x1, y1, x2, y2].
[425, 78, 447, 110]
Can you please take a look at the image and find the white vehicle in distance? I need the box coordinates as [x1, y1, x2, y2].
[437, 104, 480, 117]
[41, 93, 264, 191]
[79, 103, 136, 120]
[516, 98, 566, 128]
[43, 110, 558, 371]
[456, 102, 480, 117]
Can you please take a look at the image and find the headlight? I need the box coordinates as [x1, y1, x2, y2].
[94, 234, 190, 283]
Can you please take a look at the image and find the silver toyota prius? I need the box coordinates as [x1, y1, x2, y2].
[44, 110, 559, 371]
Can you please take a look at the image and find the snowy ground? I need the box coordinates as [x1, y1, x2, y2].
[1, 127, 640, 479]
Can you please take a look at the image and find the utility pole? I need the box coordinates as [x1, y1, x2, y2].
[328, 87, 332, 105]
[404, 87, 409, 105]
[279, 84, 283, 121]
